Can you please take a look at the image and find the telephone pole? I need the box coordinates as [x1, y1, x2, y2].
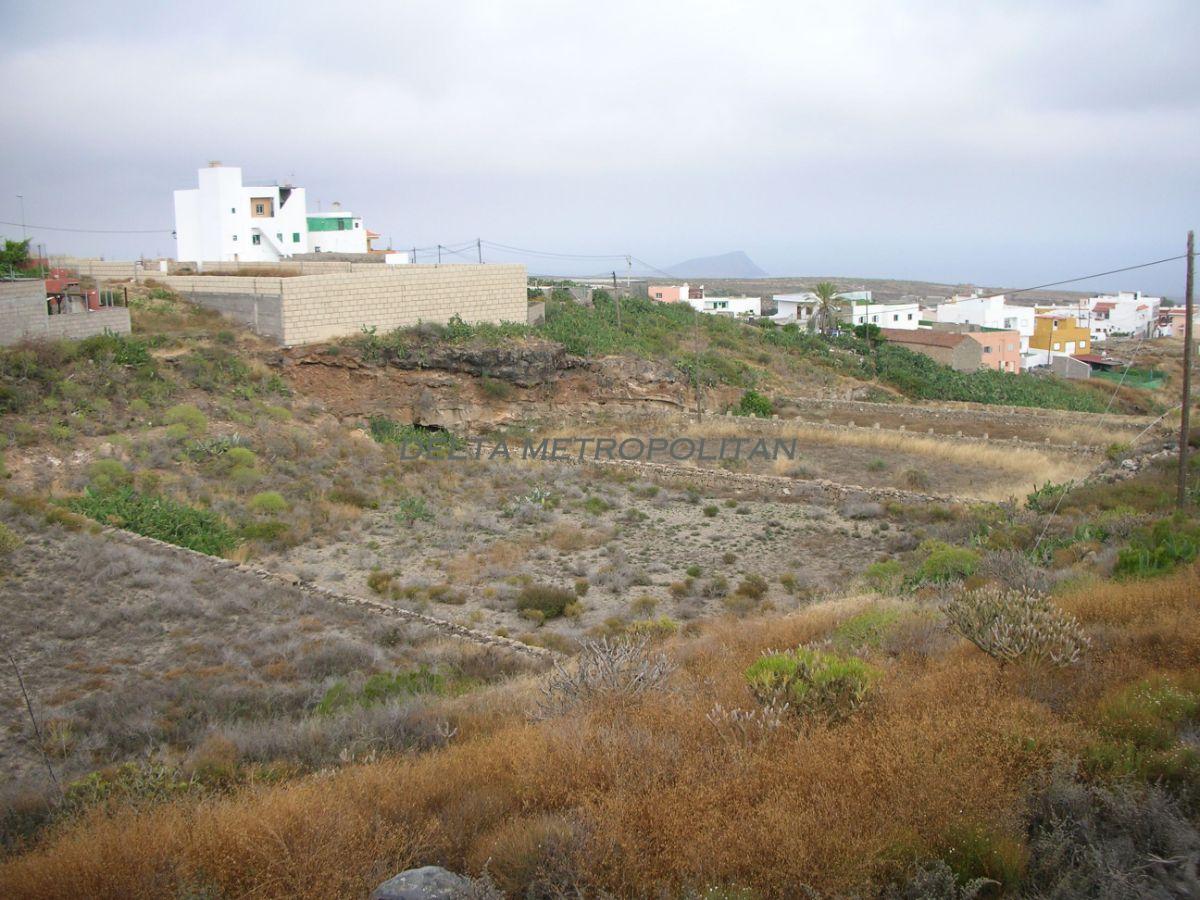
[614, 263, 624, 331]
[476, 238, 482, 264]
[437, 244, 442, 264]
[1178, 229, 1195, 509]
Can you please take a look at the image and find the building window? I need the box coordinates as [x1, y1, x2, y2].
[292, 233, 301, 243]
[907, 313, 913, 320]
[277, 233, 283, 242]
[892, 314, 899, 322]
[984, 345, 992, 353]
[338, 219, 346, 230]
[251, 234, 261, 245]
[231, 234, 238, 241]
[230, 207, 236, 214]
[354, 222, 360, 228]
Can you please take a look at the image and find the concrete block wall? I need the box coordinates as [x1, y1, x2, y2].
[278, 264, 527, 345]
[1, 280, 130, 345]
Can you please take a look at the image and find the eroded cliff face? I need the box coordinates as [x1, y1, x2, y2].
[274, 341, 731, 429]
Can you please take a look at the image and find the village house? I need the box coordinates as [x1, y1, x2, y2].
[772, 291, 919, 329]
[1027, 313, 1091, 364]
[930, 323, 1022, 373]
[879, 327, 982, 372]
[649, 283, 761, 316]
[1158, 305, 1196, 337]
[173, 163, 369, 264]
[933, 293, 1035, 349]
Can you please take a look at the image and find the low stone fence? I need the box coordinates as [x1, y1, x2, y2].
[783, 395, 1157, 430]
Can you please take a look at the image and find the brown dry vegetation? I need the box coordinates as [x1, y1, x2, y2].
[3, 559, 1197, 898]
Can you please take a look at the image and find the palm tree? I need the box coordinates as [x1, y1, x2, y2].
[808, 281, 845, 335]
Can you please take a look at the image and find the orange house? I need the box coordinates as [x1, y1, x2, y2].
[1029, 314, 1090, 358]
[963, 329, 1022, 373]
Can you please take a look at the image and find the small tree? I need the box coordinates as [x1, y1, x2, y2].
[1, 238, 32, 273]
[808, 281, 846, 335]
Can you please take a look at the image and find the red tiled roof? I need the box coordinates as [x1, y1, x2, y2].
[1093, 302, 1115, 312]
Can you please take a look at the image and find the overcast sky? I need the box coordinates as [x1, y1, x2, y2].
[2, 0, 1197, 295]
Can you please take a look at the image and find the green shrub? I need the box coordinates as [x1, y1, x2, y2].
[745, 648, 879, 720]
[395, 494, 433, 524]
[0, 522, 22, 556]
[1114, 517, 1200, 579]
[735, 573, 769, 600]
[1105, 442, 1131, 462]
[247, 491, 288, 514]
[162, 403, 207, 436]
[831, 607, 901, 649]
[516, 584, 576, 619]
[68, 487, 236, 555]
[326, 486, 379, 509]
[223, 447, 257, 469]
[366, 570, 393, 595]
[733, 389, 773, 418]
[918, 542, 980, 584]
[87, 458, 131, 492]
[863, 560, 905, 593]
[582, 496, 612, 515]
[236, 520, 290, 543]
[703, 505, 719, 518]
[316, 667, 450, 716]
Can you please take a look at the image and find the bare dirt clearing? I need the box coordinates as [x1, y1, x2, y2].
[262, 456, 910, 645]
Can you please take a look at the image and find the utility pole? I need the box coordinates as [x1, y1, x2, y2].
[1178, 229, 1195, 509]
[614, 260, 625, 331]
[694, 304, 703, 422]
[411, 246, 417, 264]
[17, 195, 26, 240]
[437, 244, 442, 265]
[476, 238, 482, 264]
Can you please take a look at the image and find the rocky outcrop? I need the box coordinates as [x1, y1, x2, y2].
[280, 339, 582, 387]
[371, 867, 473, 899]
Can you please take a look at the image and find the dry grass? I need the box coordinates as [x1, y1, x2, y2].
[0, 587, 1136, 898]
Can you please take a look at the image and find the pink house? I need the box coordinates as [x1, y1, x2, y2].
[647, 283, 703, 303]
[963, 330, 1021, 373]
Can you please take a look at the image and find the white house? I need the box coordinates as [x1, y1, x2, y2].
[1076, 291, 1162, 341]
[771, 291, 918, 330]
[174, 163, 368, 263]
[935, 293, 1035, 350]
[689, 295, 761, 317]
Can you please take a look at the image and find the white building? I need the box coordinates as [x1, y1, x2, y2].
[1072, 291, 1162, 342]
[772, 291, 918, 330]
[935, 293, 1035, 349]
[173, 163, 368, 263]
[689, 295, 761, 317]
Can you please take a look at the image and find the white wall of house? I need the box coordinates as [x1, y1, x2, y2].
[935, 295, 1035, 348]
[174, 164, 357, 263]
[306, 209, 369, 254]
[1075, 291, 1162, 341]
[850, 301, 920, 330]
[688, 295, 761, 316]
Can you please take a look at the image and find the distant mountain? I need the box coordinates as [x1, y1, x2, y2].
[665, 251, 767, 279]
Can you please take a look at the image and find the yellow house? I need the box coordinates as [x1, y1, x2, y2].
[1029, 314, 1090, 356]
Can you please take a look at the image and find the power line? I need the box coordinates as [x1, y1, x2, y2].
[988, 254, 1189, 298]
[481, 240, 628, 261]
[0, 219, 172, 235]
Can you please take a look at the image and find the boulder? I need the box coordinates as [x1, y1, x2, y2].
[371, 866, 472, 900]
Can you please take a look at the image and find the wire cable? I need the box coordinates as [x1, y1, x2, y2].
[0, 220, 173, 235]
